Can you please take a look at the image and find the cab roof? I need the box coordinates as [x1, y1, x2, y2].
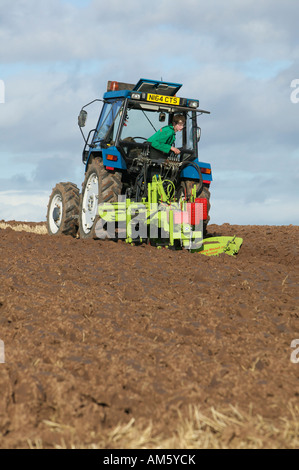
[133, 78, 182, 96]
[104, 78, 182, 100]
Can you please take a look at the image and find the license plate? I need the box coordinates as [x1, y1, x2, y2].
[147, 93, 180, 106]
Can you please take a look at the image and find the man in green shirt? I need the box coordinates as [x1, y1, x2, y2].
[147, 114, 185, 157]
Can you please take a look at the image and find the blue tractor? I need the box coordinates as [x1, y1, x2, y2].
[46, 78, 212, 241]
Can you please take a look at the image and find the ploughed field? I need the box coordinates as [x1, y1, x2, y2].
[0, 221, 298, 449]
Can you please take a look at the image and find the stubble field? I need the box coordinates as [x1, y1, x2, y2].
[0, 220, 298, 449]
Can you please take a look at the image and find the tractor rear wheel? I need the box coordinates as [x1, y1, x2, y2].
[79, 158, 122, 239]
[46, 182, 79, 236]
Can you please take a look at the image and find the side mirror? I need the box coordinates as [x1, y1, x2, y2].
[78, 109, 88, 127]
[159, 112, 166, 122]
[197, 127, 201, 141]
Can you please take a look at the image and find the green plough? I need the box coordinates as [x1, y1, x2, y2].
[96, 176, 242, 256]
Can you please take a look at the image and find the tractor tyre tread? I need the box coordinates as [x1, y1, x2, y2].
[47, 182, 80, 237]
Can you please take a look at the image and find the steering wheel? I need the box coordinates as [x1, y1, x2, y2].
[131, 137, 147, 142]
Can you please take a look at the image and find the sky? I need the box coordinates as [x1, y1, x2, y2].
[0, 0, 298, 225]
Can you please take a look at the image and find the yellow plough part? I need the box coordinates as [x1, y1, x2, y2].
[199, 235, 243, 256]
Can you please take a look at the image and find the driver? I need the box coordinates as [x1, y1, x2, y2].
[147, 114, 185, 157]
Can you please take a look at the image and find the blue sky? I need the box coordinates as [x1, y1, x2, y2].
[0, 0, 298, 225]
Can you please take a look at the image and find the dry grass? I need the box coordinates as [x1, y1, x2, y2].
[27, 403, 299, 449]
[0, 222, 47, 235]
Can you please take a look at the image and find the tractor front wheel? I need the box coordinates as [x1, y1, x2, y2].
[46, 182, 80, 236]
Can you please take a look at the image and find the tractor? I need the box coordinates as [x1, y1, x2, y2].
[46, 78, 212, 248]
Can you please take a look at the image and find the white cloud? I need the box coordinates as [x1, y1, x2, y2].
[0, 0, 298, 224]
[0, 190, 49, 222]
[211, 196, 299, 226]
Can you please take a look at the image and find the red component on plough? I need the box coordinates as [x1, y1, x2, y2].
[173, 198, 207, 225]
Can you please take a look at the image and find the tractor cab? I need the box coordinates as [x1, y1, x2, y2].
[79, 79, 210, 176]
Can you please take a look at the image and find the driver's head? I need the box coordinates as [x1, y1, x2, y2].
[173, 114, 185, 132]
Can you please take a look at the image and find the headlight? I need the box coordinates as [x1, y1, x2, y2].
[131, 92, 141, 100]
[188, 100, 199, 108]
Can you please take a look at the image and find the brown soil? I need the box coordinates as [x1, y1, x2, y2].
[0, 222, 298, 448]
